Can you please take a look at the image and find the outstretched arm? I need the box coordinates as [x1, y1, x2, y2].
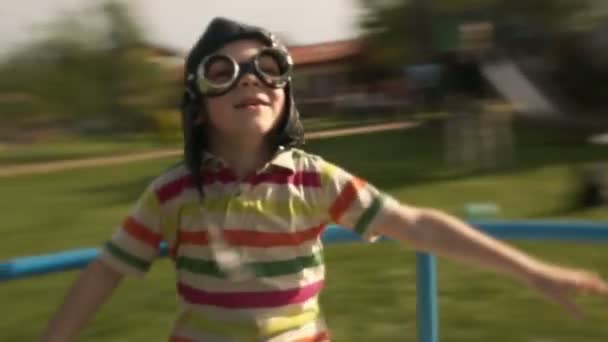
[41, 259, 123, 342]
[375, 205, 608, 318]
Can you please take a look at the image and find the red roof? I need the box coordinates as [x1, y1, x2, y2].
[288, 39, 363, 66]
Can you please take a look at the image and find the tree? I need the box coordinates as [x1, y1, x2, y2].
[358, 0, 595, 65]
[0, 0, 177, 138]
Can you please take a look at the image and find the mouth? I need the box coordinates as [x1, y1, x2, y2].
[234, 97, 270, 109]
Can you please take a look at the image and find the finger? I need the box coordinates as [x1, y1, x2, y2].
[575, 274, 608, 295]
[590, 278, 608, 295]
[575, 278, 608, 309]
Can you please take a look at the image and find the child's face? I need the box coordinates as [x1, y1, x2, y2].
[203, 39, 286, 143]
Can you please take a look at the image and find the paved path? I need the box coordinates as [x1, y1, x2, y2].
[0, 121, 418, 177]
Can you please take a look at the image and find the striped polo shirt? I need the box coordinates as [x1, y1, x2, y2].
[99, 148, 401, 342]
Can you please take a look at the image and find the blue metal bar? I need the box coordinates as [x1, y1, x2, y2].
[472, 220, 608, 242]
[0, 248, 99, 281]
[321, 225, 362, 243]
[416, 253, 439, 342]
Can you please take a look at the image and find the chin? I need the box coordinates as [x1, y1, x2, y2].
[236, 121, 274, 139]
[247, 116, 277, 131]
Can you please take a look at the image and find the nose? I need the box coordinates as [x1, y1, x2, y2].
[238, 71, 260, 88]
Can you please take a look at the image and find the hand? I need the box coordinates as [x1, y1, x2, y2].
[525, 262, 608, 319]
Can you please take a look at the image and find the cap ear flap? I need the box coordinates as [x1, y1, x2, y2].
[272, 83, 304, 147]
[181, 90, 207, 195]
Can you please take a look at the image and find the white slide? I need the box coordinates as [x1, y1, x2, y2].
[481, 59, 561, 116]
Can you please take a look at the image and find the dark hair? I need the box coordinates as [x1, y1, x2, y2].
[181, 17, 304, 195]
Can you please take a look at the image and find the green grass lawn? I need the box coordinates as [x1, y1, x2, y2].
[0, 137, 175, 166]
[1, 120, 608, 341]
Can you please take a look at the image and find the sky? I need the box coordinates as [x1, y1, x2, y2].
[0, 0, 364, 57]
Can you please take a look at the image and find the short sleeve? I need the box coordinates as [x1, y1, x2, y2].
[320, 159, 402, 242]
[98, 182, 164, 277]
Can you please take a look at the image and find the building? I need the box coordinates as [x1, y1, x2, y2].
[288, 39, 411, 115]
[288, 39, 363, 100]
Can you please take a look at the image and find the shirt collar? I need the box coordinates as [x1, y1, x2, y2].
[200, 146, 295, 172]
[201, 151, 227, 170]
[268, 146, 295, 171]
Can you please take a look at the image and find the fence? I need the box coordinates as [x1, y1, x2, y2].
[2, 220, 608, 342]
